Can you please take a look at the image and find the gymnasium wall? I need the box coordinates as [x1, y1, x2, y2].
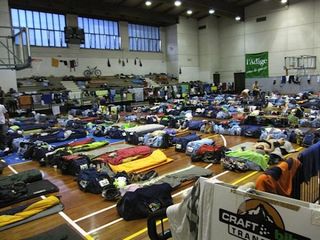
[217, 0, 320, 86]
[198, 16, 220, 83]
[177, 17, 200, 83]
[16, 18, 167, 79]
[166, 24, 178, 77]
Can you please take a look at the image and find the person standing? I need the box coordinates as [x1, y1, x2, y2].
[252, 81, 260, 99]
[0, 101, 9, 150]
[0, 87, 4, 105]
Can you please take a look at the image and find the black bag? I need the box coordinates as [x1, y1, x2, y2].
[106, 126, 126, 139]
[125, 132, 144, 145]
[45, 149, 70, 167]
[77, 168, 111, 194]
[117, 183, 173, 221]
[60, 155, 90, 176]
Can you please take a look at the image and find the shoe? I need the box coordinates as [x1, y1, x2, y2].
[102, 184, 121, 201]
[141, 170, 158, 181]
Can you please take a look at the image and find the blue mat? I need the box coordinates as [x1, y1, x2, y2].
[3, 152, 31, 165]
[4, 134, 124, 165]
[50, 133, 123, 147]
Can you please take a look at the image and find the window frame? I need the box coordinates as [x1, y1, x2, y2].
[128, 23, 161, 52]
[78, 16, 121, 50]
[10, 8, 67, 48]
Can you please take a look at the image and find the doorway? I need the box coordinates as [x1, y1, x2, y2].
[234, 72, 245, 94]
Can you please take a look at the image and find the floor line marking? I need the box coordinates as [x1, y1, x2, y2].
[120, 170, 232, 239]
[231, 171, 259, 185]
[87, 218, 123, 235]
[88, 171, 231, 235]
[76, 160, 229, 224]
[75, 164, 220, 223]
[8, 165, 18, 174]
[74, 204, 117, 223]
[123, 218, 168, 240]
[6, 164, 92, 239]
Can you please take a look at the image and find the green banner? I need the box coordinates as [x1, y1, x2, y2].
[245, 52, 269, 78]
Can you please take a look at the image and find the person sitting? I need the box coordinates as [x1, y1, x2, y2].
[240, 89, 250, 99]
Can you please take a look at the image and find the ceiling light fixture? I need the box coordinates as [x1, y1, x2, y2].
[145, 1, 152, 6]
[187, 10, 193, 15]
[209, 9, 215, 15]
[281, 0, 288, 3]
[174, 0, 182, 7]
[235, 16, 241, 21]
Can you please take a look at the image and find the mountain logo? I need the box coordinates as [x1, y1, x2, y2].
[219, 199, 310, 240]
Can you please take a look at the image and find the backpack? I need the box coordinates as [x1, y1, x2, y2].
[77, 168, 111, 194]
[93, 125, 108, 137]
[146, 116, 158, 124]
[66, 120, 84, 129]
[302, 133, 320, 147]
[60, 155, 90, 176]
[172, 133, 201, 152]
[242, 125, 262, 138]
[125, 132, 144, 145]
[116, 183, 173, 221]
[106, 126, 126, 139]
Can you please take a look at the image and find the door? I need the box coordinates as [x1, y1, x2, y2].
[234, 72, 246, 94]
[213, 73, 220, 86]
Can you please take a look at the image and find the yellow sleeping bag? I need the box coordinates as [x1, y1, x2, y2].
[109, 149, 173, 173]
[0, 196, 60, 227]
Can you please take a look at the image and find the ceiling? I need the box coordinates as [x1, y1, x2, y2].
[9, 0, 261, 26]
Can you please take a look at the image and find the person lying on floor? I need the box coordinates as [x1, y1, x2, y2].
[253, 138, 296, 164]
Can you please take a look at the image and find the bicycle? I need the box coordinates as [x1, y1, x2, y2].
[83, 66, 102, 78]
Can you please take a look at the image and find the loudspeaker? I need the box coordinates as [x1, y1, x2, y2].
[64, 27, 85, 44]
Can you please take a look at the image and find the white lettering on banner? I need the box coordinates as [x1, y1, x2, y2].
[221, 210, 259, 232]
[246, 58, 268, 66]
[228, 225, 269, 240]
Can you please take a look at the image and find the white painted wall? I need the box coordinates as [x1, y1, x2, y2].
[0, 0, 17, 92]
[218, 0, 320, 83]
[166, 24, 178, 77]
[198, 16, 220, 83]
[177, 17, 199, 82]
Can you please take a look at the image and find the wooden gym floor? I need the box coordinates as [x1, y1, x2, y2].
[0, 134, 302, 240]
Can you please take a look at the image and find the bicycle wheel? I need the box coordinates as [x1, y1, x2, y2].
[94, 69, 102, 77]
[83, 70, 91, 78]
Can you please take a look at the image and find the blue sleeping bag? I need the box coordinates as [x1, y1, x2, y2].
[241, 125, 262, 138]
[187, 120, 204, 130]
[172, 133, 201, 152]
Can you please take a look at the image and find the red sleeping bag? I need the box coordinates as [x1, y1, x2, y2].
[96, 146, 152, 165]
[79, 117, 99, 123]
[68, 137, 94, 147]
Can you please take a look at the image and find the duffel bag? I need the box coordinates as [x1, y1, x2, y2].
[77, 168, 111, 194]
[172, 133, 201, 152]
[60, 155, 90, 176]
